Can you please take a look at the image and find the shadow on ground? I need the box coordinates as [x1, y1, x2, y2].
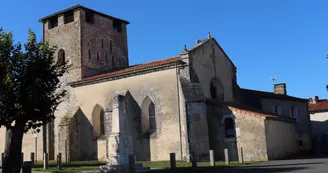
[147, 166, 309, 173]
[242, 161, 324, 168]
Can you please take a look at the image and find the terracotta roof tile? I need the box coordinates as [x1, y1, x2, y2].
[206, 99, 296, 122]
[309, 100, 328, 112]
[69, 56, 182, 86]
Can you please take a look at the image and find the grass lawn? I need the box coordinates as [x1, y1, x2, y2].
[29, 160, 256, 173]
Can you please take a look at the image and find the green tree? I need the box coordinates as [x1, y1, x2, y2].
[0, 28, 68, 172]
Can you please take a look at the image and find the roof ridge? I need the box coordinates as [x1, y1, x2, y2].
[69, 55, 182, 87]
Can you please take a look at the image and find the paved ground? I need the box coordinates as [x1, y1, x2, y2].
[216, 158, 328, 173]
[2, 158, 328, 173]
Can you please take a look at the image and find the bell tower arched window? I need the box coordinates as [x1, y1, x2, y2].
[57, 49, 65, 65]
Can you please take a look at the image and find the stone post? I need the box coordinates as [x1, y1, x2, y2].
[240, 147, 244, 163]
[1, 152, 4, 167]
[21, 153, 24, 168]
[209, 150, 215, 166]
[128, 154, 135, 173]
[43, 153, 48, 169]
[57, 153, 62, 170]
[34, 135, 37, 161]
[191, 152, 197, 169]
[22, 161, 32, 173]
[170, 153, 176, 170]
[224, 149, 229, 165]
[30, 152, 35, 166]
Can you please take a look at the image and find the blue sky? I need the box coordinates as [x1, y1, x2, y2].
[1, 0, 327, 99]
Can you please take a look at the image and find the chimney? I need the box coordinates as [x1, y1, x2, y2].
[274, 83, 287, 95]
[312, 96, 319, 104]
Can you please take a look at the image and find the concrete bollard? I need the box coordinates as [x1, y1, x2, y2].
[129, 154, 136, 173]
[1, 152, 4, 167]
[224, 149, 230, 165]
[209, 150, 215, 166]
[30, 152, 35, 166]
[240, 147, 244, 163]
[65, 140, 68, 164]
[170, 153, 176, 170]
[22, 161, 32, 173]
[57, 153, 62, 170]
[43, 153, 48, 169]
[191, 152, 197, 169]
[21, 153, 24, 168]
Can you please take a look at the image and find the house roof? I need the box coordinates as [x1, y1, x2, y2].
[69, 56, 183, 87]
[308, 100, 328, 113]
[38, 4, 130, 24]
[241, 88, 308, 102]
[206, 99, 296, 123]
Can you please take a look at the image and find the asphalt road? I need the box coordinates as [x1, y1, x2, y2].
[217, 158, 328, 173]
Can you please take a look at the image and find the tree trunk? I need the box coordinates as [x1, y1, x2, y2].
[2, 123, 25, 173]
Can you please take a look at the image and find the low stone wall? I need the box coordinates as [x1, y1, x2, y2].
[265, 119, 297, 160]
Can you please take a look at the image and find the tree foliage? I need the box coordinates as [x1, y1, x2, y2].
[0, 27, 69, 172]
[0, 27, 68, 131]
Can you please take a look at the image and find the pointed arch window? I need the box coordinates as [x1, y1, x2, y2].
[92, 105, 105, 138]
[141, 96, 156, 137]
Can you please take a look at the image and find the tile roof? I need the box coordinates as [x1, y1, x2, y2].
[206, 99, 296, 123]
[308, 100, 328, 113]
[241, 88, 308, 102]
[69, 56, 183, 87]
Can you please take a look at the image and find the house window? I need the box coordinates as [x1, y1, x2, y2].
[224, 118, 235, 138]
[97, 52, 99, 60]
[48, 16, 58, 29]
[290, 106, 298, 121]
[113, 19, 122, 32]
[85, 11, 95, 24]
[64, 10, 74, 24]
[272, 105, 282, 115]
[88, 49, 91, 59]
[57, 49, 65, 65]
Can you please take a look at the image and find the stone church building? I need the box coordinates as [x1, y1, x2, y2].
[0, 5, 312, 162]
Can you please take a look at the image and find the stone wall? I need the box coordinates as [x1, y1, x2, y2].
[265, 119, 297, 160]
[234, 111, 268, 162]
[62, 68, 187, 161]
[80, 8, 129, 78]
[261, 98, 312, 151]
[207, 103, 268, 162]
[188, 38, 236, 102]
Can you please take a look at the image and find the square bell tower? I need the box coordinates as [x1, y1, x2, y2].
[39, 4, 130, 82]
